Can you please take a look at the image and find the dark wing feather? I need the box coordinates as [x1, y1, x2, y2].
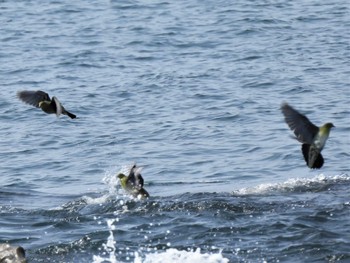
[127, 165, 144, 190]
[137, 188, 150, 198]
[136, 174, 144, 189]
[17, 90, 50, 107]
[281, 103, 319, 144]
[312, 153, 324, 169]
[301, 144, 324, 169]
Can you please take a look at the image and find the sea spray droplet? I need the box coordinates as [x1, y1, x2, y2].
[93, 219, 118, 263]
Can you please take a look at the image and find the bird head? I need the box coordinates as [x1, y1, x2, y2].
[117, 173, 126, 179]
[324, 123, 335, 129]
[117, 173, 128, 189]
[322, 123, 335, 132]
[319, 122, 335, 136]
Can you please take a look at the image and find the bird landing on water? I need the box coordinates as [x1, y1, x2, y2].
[117, 163, 150, 199]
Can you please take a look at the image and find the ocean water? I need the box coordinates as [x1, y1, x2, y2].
[1, 0, 349, 262]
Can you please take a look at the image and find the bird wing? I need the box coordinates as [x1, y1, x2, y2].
[302, 144, 324, 169]
[137, 188, 150, 198]
[17, 90, 50, 108]
[52, 96, 63, 116]
[281, 103, 319, 144]
[127, 165, 144, 190]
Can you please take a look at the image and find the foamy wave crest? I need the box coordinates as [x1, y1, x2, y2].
[233, 173, 350, 195]
[93, 248, 229, 263]
[135, 248, 229, 263]
[93, 219, 229, 263]
[81, 194, 111, 205]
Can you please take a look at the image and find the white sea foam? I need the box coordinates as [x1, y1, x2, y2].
[92, 219, 229, 263]
[82, 194, 111, 205]
[93, 247, 229, 263]
[134, 248, 229, 263]
[233, 173, 350, 195]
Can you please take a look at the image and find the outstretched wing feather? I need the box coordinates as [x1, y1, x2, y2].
[281, 103, 319, 144]
[17, 90, 50, 107]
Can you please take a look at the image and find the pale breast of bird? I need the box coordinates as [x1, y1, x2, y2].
[314, 133, 329, 150]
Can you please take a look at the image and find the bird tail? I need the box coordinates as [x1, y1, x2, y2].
[64, 110, 77, 119]
[302, 144, 324, 169]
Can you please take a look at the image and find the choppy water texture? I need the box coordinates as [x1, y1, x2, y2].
[1, 0, 349, 262]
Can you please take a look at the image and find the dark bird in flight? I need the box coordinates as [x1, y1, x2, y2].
[281, 102, 334, 169]
[17, 90, 76, 119]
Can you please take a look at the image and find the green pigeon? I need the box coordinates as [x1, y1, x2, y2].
[281, 103, 334, 169]
[117, 164, 150, 198]
[17, 90, 76, 119]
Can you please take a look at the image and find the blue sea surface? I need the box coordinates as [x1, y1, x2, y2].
[1, 0, 349, 262]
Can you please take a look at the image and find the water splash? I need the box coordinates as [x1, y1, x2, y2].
[92, 219, 118, 263]
[102, 167, 120, 195]
[92, 219, 229, 263]
[82, 165, 132, 205]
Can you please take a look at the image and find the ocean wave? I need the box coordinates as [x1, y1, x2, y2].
[233, 173, 350, 196]
[92, 219, 229, 263]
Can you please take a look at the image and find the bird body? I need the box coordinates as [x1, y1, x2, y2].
[281, 103, 334, 169]
[117, 164, 150, 198]
[17, 90, 76, 119]
[317, 123, 333, 148]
